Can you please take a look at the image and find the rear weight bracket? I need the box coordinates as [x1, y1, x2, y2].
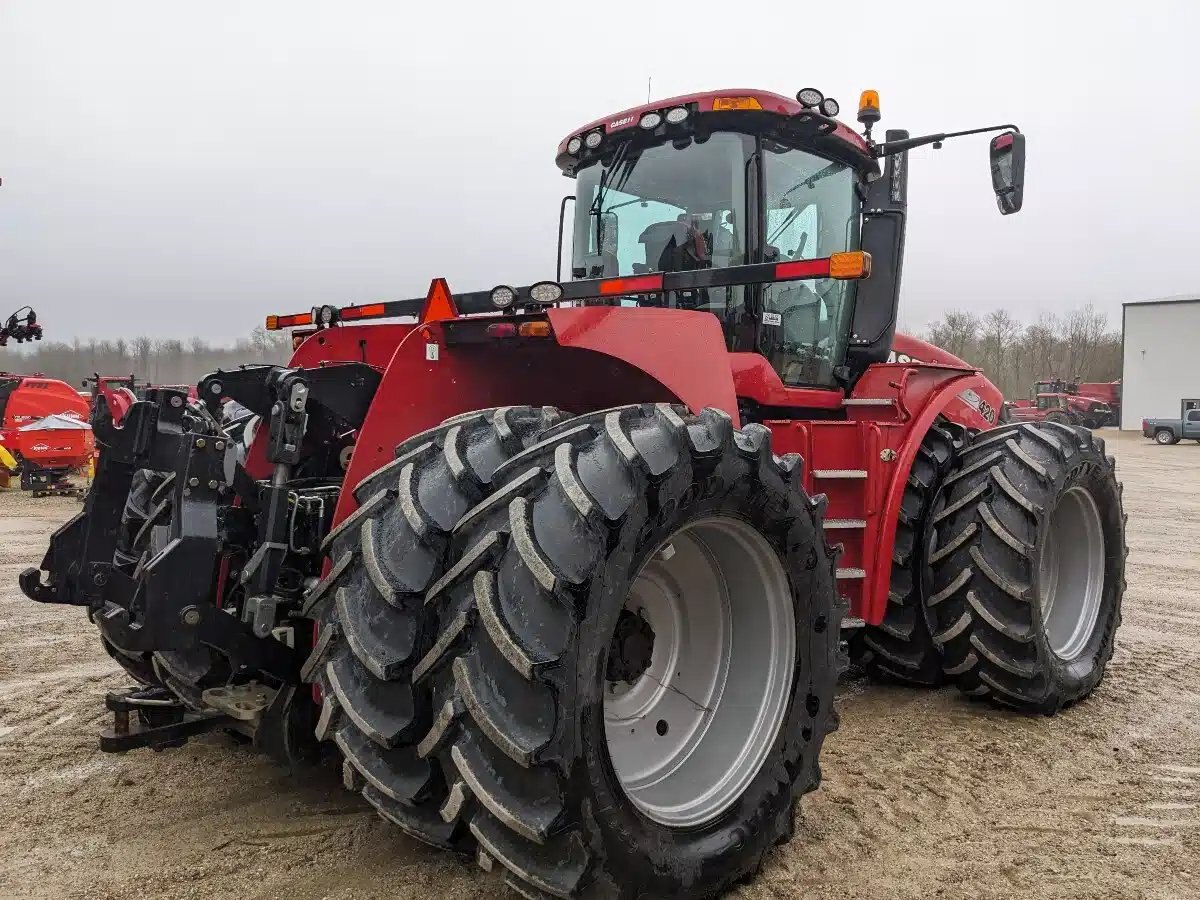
[100, 686, 231, 753]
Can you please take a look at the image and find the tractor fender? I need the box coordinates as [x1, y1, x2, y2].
[864, 369, 1000, 627]
[333, 307, 737, 527]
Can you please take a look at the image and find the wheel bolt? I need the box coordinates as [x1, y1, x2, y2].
[181, 606, 201, 626]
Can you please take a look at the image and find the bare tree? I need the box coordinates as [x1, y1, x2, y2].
[928, 310, 980, 360]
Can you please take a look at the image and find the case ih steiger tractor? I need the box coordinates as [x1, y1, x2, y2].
[21, 87, 1127, 899]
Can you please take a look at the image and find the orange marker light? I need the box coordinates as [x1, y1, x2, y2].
[829, 251, 872, 280]
[518, 321, 552, 338]
[265, 315, 279, 331]
[713, 96, 763, 111]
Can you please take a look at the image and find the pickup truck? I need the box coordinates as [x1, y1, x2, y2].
[1142, 409, 1200, 444]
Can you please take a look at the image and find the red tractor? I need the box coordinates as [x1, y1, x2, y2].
[22, 87, 1125, 899]
[1009, 378, 1117, 427]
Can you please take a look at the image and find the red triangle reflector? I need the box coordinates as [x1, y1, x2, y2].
[420, 278, 458, 323]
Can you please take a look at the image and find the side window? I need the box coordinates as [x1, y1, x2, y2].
[1187, 410, 1200, 423]
[1037, 396, 1049, 410]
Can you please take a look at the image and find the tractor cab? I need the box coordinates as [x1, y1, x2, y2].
[558, 88, 1025, 391]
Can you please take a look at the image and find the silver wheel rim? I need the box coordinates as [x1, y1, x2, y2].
[1157, 431, 1172, 444]
[603, 516, 795, 828]
[1037, 486, 1105, 661]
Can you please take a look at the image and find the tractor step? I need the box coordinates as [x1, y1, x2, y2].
[835, 567, 867, 580]
[99, 686, 231, 753]
[823, 518, 867, 529]
[813, 469, 868, 479]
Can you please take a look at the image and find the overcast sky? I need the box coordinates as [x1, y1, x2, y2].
[2, 1, 1197, 343]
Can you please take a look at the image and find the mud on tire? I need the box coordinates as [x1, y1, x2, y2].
[927, 421, 1127, 713]
[299, 406, 567, 848]
[416, 404, 842, 899]
[850, 422, 962, 686]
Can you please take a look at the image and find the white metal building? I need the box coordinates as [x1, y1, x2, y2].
[1121, 296, 1200, 429]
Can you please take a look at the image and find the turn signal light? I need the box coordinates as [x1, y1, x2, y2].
[829, 251, 872, 280]
[518, 321, 551, 338]
[265, 312, 314, 331]
[712, 96, 762, 111]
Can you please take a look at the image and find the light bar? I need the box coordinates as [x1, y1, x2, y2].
[340, 303, 387, 320]
[265, 312, 314, 331]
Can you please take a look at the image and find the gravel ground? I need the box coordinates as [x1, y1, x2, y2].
[0, 431, 1197, 900]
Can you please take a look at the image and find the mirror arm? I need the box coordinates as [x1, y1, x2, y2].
[875, 123, 1020, 157]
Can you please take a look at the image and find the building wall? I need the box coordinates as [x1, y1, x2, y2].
[1121, 299, 1200, 429]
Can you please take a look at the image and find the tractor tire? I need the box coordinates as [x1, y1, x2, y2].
[1155, 429, 1177, 445]
[301, 406, 567, 850]
[927, 422, 1126, 713]
[102, 469, 172, 687]
[419, 404, 842, 899]
[850, 422, 962, 686]
[1046, 411, 1071, 426]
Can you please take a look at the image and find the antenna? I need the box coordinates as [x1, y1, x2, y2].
[646, 76, 651, 103]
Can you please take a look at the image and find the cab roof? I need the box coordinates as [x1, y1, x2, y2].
[556, 88, 870, 159]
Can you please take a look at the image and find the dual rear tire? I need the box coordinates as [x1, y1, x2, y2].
[305, 404, 842, 898]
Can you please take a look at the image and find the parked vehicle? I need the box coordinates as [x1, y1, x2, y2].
[1142, 408, 1200, 444]
[1007, 392, 1084, 426]
[1010, 379, 1116, 427]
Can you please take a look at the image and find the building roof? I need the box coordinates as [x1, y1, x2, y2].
[1123, 294, 1200, 308]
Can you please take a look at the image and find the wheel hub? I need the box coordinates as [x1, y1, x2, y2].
[1037, 485, 1106, 661]
[606, 609, 656, 684]
[603, 517, 796, 829]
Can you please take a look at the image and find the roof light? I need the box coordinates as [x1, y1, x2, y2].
[639, 112, 662, 130]
[665, 106, 689, 124]
[567, 135, 583, 155]
[819, 97, 840, 117]
[584, 130, 603, 149]
[829, 251, 872, 280]
[857, 90, 881, 125]
[529, 281, 564, 304]
[796, 88, 824, 108]
[712, 96, 762, 111]
[490, 285, 517, 309]
[315, 304, 336, 325]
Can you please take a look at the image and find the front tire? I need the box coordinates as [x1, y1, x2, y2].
[927, 422, 1126, 713]
[850, 422, 962, 686]
[418, 404, 842, 899]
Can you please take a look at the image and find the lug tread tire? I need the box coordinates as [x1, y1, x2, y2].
[302, 407, 566, 843]
[850, 423, 962, 686]
[927, 421, 1127, 713]
[423, 403, 842, 899]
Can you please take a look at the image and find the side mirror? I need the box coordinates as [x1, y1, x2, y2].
[990, 131, 1025, 215]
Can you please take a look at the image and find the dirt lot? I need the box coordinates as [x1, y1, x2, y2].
[1, 431, 1197, 900]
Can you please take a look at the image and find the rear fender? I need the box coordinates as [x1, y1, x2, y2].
[334, 307, 737, 525]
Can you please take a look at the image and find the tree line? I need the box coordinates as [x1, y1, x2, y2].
[0, 328, 293, 390]
[922, 303, 1122, 400]
[2, 305, 1123, 404]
